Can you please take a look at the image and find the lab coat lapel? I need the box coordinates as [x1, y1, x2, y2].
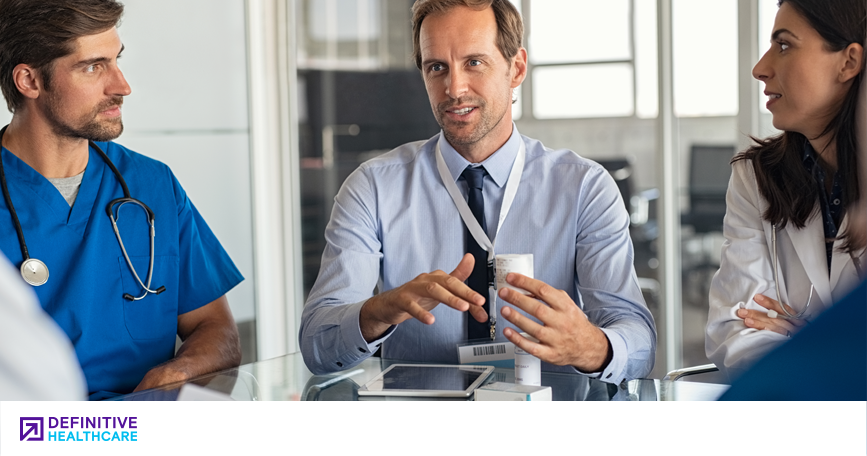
[830, 215, 866, 293]
[786, 213, 833, 306]
[66, 145, 106, 237]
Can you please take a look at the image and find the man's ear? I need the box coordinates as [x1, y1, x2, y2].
[12, 64, 43, 101]
[839, 42, 863, 83]
[510, 48, 528, 89]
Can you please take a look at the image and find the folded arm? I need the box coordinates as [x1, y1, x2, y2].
[706, 161, 788, 379]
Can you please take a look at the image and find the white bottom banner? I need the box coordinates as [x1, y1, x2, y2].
[1, 401, 865, 454]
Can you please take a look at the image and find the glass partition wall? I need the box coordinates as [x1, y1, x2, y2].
[293, 0, 438, 294]
[283, 0, 776, 379]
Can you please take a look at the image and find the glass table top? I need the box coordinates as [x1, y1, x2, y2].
[113, 353, 729, 401]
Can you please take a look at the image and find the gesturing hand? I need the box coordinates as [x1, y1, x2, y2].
[737, 294, 807, 337]
[360, 253, 487, 342]
[498, 273, 611, 373]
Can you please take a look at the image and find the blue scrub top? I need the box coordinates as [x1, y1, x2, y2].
[0, 142, 244, 396]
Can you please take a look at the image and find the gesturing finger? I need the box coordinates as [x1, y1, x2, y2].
[403, 300, 435, 325]
[450, 253, 475, 282]
[440, 274, 485, 307]
[505, 273, 570, 311]
[503, 327, 547, 360]
[498, 286, 552, 325]
[500, 304, 545, 340]
[446, 254, 485, 306]
[469, 304, 488, 323]
[423, 283, 467, 312]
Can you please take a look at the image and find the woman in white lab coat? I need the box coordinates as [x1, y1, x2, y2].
[706, 0, 866, 379]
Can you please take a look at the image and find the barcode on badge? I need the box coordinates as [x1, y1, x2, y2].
[473, 344, 507, 357]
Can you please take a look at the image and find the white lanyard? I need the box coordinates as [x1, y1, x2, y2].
[435, 138, 526, 264]
[436, 137, 525, 339]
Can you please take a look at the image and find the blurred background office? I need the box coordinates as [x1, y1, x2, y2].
[0, 0, 784, 380]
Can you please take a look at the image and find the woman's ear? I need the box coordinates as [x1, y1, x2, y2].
[839, 42, 864, 83]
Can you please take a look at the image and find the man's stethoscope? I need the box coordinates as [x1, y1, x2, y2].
[0, 125, 165, 301]
[770, 224, 864, 320]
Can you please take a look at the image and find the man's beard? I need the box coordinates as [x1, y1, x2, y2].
[436, 97, 491, 148]
[435, 95, 508, 149]
[42, 93, 125, 142]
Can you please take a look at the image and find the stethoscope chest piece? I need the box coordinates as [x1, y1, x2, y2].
[20, 258, 49, 286]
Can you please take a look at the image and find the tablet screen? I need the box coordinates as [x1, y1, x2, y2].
[359, 364, 494, 397]
[384, 366, 483, 390]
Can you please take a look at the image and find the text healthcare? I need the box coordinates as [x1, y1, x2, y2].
[45, 416, 138, 442]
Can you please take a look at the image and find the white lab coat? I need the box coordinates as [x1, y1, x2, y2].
[0, 254, 86, 400]
[706, 159, 865, 379]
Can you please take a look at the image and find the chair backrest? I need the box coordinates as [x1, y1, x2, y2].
[596, 158, 634, 215]
[687, 145, 735, 233]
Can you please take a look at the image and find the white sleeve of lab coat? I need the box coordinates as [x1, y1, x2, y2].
[705, 160, 789, 380]
[0, 254, 86, 400]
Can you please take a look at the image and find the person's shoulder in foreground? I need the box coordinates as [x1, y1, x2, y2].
[0, 253, 86, 400]
[719, 278, 866, 400]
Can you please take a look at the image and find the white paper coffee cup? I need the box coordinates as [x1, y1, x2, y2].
[495, 254, 534, 295]
[514, 332, 541, 386]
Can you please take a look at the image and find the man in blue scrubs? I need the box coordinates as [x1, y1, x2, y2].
[0, 0, 244, 397]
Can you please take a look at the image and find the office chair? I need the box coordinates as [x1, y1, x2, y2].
[596, 158, 634, 216]
[681, 145, 735, 234]
[680, 145, 736, 308]
[663, 364, 719, 382]
[596, 158, 660, 310]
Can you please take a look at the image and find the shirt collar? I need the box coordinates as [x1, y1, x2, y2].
[802, 140, 816, 166]
[437, 123, 521, 188]
[801, 140, 837, 180]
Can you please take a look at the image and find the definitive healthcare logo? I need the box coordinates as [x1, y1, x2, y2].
[19, 417, 43, 441]
[19, 415, 138, 442]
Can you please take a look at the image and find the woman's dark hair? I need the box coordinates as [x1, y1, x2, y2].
[0, 0, 125, 113]
[733, 0, 865, 253]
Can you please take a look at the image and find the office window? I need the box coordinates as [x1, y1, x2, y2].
[529, 0, 631, 64]
[533, 63, 634, 118]
[758, 0, 779, 115]
[299, 0, 383, 69]
[308, 0, 380, 42]
[634, 0, 658, 118]
[512, 89, 523, 120]
[672, 0, 738, 117]
[528, 0, 635, 119]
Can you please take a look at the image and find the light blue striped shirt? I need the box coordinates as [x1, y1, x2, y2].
[300, 125, 656, 383]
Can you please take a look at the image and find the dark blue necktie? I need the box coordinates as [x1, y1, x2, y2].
[461, 166, 489, 340]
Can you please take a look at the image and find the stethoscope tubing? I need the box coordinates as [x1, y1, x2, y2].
[0, 128, 31, 263]
[772, 224, 813, 319]
[772, 223, 865, 319]
[0, 125, 164, 300]
[109, 200, 161, 300]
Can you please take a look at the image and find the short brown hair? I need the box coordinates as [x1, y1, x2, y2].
[411, 0, 523, 70]
[0, 0, 125, 113]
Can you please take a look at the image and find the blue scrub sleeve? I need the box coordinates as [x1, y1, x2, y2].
[172, 178, 244, 315]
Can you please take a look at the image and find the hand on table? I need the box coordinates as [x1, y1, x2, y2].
[737, 294, 807, 337]
[359, 253, 487, 342]
[497, 273, 612, 373]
